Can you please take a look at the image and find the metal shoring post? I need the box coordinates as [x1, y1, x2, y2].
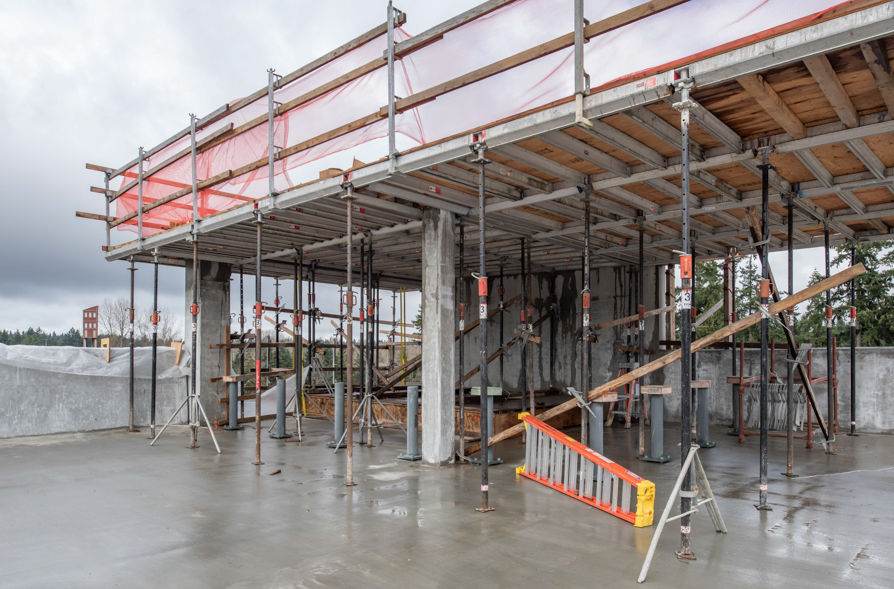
[824, 221, 836, 454]
[499, 260, 505, 392]
[390, 290, 396, 370]
[458, 219, 466, 461]
[473, 144, 493, 513]
[756, 145, 772, 509]
[148, 248, 159, 439]
[548, 269, 556, 389]
[637, 214, 645, 458]
[275, 279, 280, 370]
[520, 239, 529, 418]
[137, 147, 144, 243]
[189, 237, 200, 448]
[358, 239, 366, 444]
[239, 266, 246, 418]
[339, 286, 345, 382]
[343, 184, 357, 486]
[784, 196, 797, 475]
[583, 201, 600, 453]
[252, 209, 264, 465]
[300, 251, 304, 442]
[848, 243, 858, 436]
[573, 0, 591, 128]
[673, 69, 696, 559]
[127, 257, 139, 433]
[365, 238, 375, 447]
[730, 251, 739, 435]
[525, 238, 534, 438]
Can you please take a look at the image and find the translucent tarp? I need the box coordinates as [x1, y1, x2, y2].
[0, 343, 190, 379]
[114, 0, 854, 237]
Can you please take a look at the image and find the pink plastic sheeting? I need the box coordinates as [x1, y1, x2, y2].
[115, 0, 857, 237]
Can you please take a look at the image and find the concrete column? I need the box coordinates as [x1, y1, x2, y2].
[421, 208, 456, 465]
[185, 260, 231, 425]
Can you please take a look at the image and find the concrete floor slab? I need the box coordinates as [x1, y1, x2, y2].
[1, 421, 892, 588]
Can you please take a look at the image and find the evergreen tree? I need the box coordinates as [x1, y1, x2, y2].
[693, 259, 724, 339]
[829, 241, 894, 346]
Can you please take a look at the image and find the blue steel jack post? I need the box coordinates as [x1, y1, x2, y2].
[398, 386, 422, 461]
[469, 387, 504, 466]
[641, 385, 672, 463]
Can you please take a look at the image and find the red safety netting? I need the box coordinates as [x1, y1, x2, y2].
[114, 0, 856, 237]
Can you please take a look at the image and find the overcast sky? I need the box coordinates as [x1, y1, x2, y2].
[0, 0, 834, 338]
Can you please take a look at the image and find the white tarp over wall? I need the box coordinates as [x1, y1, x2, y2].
[0, 344, 190, 380]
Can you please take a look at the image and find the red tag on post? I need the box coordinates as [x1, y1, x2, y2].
[680, 254, 692, 279]
[478, 278, 488, 297]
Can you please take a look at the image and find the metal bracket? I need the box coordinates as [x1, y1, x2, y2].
[566, 387, 601, 421]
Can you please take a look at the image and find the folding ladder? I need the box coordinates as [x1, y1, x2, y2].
[516, 413, 655, 527]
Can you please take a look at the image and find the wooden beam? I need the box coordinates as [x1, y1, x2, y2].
[860, 40, 894, 116]
[593, 304, 673, 332]
[482, 263, 864, 449]
[85, 163, 113, 174]
[803, 54, 859, 128]
[76, 211, 113, 222]
[737, 74, 806, 139]
[693, 298, 723, 328]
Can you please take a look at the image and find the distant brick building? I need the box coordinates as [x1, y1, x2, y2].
[83, 306, 98, 346]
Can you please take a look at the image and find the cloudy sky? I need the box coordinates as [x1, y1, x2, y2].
[0, 0, 834, 338]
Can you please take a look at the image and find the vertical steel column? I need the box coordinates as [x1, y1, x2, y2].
[637, 215, 645, 458]
[824, 223, 835, 454]
[573, 0, 590, 126]
[848, 244, 858, 436]
[756, 147, 772, 509]
[190, 115, 199, 225]
[267, 69, 279, 205]
[386, 2, 397, 169]
[548, 269, 556, 389]
[365, 239, 375, 446]
[239, 266, 245, 418]
[499, 261, 504, 390]
[520, 240, 529, 414]
[458, 220, 466, 459]
[785, 196, 796, 475]
[473, 146, 493, 512]
[149, 249, 159, 439]
[294, 253, 303, 434]
[252, 212, 263, 464]
[128, 257, 138, 433]
[275, 280, 280, 369]
[343, 186, 357, 486]
[673, 70, 695, 559]
[583, 201, 598, 452]
[104, 172, 111, 250]
[730, 252, 739, 434]
[525, 239, 534, 436]
[190, 237, 200, 448]
[137, 148, 144, 241]
[359, 240, 365, 428]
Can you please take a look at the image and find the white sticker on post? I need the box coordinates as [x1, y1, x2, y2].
[479, 304, 487, 319]
[681, 289, 692, 310]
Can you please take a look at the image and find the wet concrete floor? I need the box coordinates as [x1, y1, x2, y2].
[1, 419, 892, 588]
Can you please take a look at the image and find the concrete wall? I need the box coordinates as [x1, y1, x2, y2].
[0, 363, 187, 438]
[653, 346, 894, 434]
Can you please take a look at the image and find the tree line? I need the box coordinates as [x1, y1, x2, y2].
[687, 240, 894, 346]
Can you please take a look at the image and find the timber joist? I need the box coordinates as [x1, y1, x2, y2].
[91, 1, 894, 286]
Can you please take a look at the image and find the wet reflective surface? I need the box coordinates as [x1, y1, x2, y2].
[1, 421, 891, 588]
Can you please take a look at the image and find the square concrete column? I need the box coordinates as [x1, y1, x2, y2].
[421, 208, 456, 465]
[185, 260, 231, 425]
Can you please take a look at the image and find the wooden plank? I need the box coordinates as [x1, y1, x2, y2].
[691, 380, 711, 389]
[216, 368, 295, 383]
[85, 163, 113, 173]
[380, 330, 422, 340]
[388, 0, 690, 116]
[456, 311, 551, 387]
[76, 211, 113, 222]
[482, 263, 865, 449]
[642, 385, 671, 395]
[694, 298, 723, 328]
[803, 54, 859, 128]
[860, 40, 894, 116]
[737, 74, 807, 139]
[594, 304, 673, 332]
